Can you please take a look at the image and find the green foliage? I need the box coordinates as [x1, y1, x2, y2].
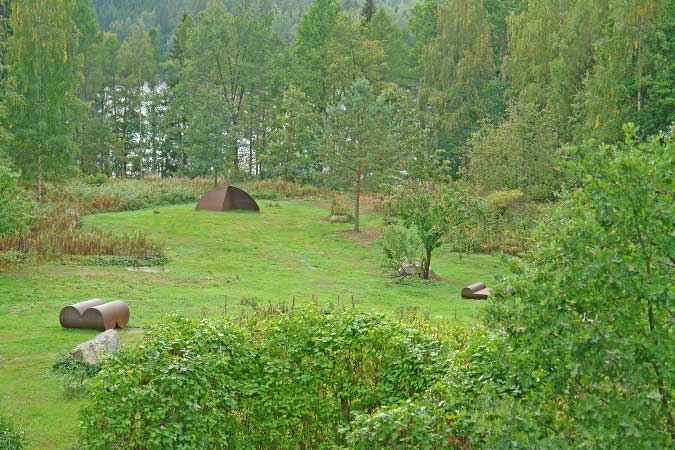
[361, 0, 376, 23]
[419, 0, 503, 172]
[79, 311, 449, 449]
[265, 86, 322, 182]
[321, 79, 417, 230]
[2, 0, 87, 192]
[52, 354, 101, 399]
[378, 224, 422, 276]
[468, 99, 561, 200]
[330, 197, 353, 218]
[346, 399, 456, 449]
[344, 329, 512, 449]
[0, 414, 24, 450]
[0, 164, 35, 237]
[291, 0, 342, 110]
[388, 182, 474, 279]
[366, 8, 415, 87]
[483, 128, 675, 448]
[484, 189, 523, 214]
[575, 0, 674, 142]
[171, 0, 279, 181]
[82, 173, 109, 186]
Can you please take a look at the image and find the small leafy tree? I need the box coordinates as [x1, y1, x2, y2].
[389, 182, 470, 280]
[378, 224, 422, 277]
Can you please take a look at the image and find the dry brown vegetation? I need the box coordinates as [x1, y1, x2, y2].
[0, 211, 164, 265]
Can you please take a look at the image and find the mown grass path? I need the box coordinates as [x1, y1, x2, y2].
[0, 200, 505, 449]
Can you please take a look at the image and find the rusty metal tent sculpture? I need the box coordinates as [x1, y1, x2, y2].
[60, 299, 130, 331]
[461, 282, 490, 300]
[196, 184, 260, 212]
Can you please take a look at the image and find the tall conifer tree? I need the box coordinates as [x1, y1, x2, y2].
[361, 0, 376, 23]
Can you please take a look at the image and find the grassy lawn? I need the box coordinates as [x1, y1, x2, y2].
[0, 200, 506, 450]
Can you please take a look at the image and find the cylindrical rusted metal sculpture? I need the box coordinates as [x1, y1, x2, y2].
[196, 184, 260, 212]
[461, 282, 490, 300]
[60, 299, 105, 328]
[60, 300, 130, 330]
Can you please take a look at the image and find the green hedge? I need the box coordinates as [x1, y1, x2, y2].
[79, 310, 449, 449]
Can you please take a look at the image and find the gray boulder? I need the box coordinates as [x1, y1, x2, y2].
[70, 329, 120, 365]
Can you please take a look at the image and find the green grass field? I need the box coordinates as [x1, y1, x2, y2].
[0, 200, 505, 449]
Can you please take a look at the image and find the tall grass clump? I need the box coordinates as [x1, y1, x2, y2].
[0, 414, 24, 450]
[49, 177, 213, 214]
[245, 177, 332, 200]
[0, 211, 166, 268]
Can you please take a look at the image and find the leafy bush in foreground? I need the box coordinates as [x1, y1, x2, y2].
[52, 354, 101, 398]
[480, 130, 675, 448]
[79, 311, 449, 449]
[347, 130, 674, 449]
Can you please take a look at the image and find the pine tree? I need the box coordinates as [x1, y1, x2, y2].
[321, 79, 404, 232]
[361, 0, 376, 24]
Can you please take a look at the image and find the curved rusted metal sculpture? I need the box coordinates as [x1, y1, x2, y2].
[461, 282, 490, 300]
[60, 300, 130, 330]
[196, 184, 260, 212]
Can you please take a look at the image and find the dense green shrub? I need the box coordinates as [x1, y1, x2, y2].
[378, 224, 422, 276]
[0, 165, 35, 237]
[52, 354, 101, 398]
[79, 311, 449, 449]
[348, 130, 674, 449]
[480, 129, 675, 448]
[468, 99, 562, 201]
[0, 415, 24, 450]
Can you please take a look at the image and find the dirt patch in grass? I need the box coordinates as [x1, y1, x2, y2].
[340, 228, 383, 245]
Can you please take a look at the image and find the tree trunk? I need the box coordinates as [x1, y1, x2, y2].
[422, 246, 432, 280]
[37, 154, 43, 204]
[248, 126, 254, 176]
[354, 168, 361, 232]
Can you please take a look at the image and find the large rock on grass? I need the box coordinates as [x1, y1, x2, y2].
[70, 329, 120, 365]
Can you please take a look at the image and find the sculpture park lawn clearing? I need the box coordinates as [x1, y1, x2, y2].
[0, 200, 506, 450]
